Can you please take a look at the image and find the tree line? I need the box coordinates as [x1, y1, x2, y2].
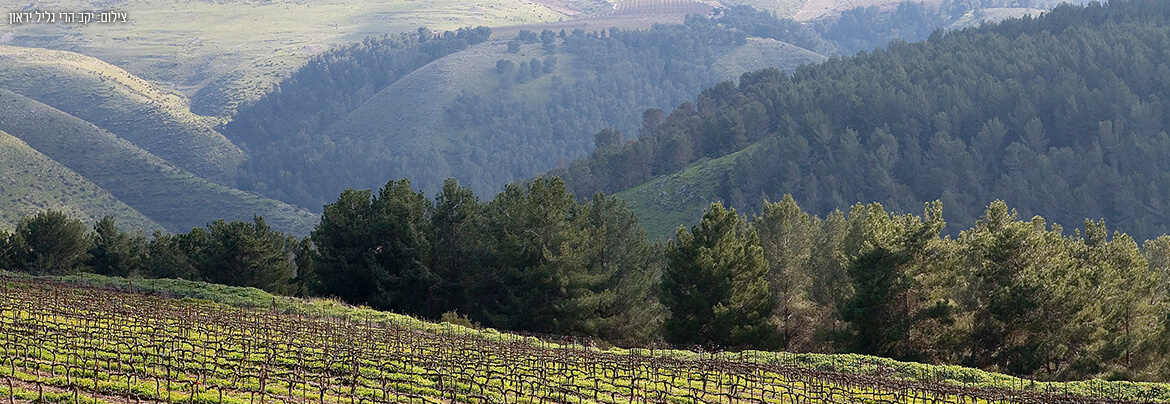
[551, 0, 1170, 242]
[3, 177, 1169, 381]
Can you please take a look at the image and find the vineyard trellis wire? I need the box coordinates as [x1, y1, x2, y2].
[0, 277, 1162, 404]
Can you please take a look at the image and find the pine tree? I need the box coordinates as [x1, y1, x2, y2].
[664, 202, 775, 349]
[86, 216, 147, 278]
[565, 192, 664, 343]
[312, 179, 437, 315]
[11, 210, 90, 275]
[754, 195, 816, 351]
[471, 177, 578, 331]
[840, 201, 947, 361]
[431, 178, 481, 318]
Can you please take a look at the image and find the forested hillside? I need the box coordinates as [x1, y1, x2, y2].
[218, 9, 835, 208]
[553, 0, 1170, 242]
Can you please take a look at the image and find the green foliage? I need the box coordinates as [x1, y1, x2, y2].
[472, 177, 582, 331]
[839, 201, 949, 362]
[199, 216, 297, 294]
[554, 192, 664, 343]
[9, 210, 91, 275]
[755, 195, 816, 351]
[311, 179, 437, 316]
[86, 216, 147, 278]
[556, 0, 1170, 243]
[308, 177, 662, 342]
[138, 217, 303, 295]
[664, 202, 775, 348]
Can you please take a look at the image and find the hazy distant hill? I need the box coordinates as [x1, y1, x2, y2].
[227, 11, 827, 208]
[5, 0, 568, 118]
[0, 130, 162, 232]
[0, 46, 245, 184]
[0, 89, 318, 235]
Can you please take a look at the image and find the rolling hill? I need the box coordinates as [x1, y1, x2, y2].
[230, 13, 828, 208]
[0, 45, 245, 184]
[0, 130, 162, 232]
[319, 34, 823, 192]
[5, 0, 568, 118]
[0, 89, 318, 235]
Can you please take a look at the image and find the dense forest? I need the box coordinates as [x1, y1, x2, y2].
[551, 0, 1170, 241]
[3, 178, 1169, 381]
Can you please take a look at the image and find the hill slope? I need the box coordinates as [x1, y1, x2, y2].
[552, 1, 1170, 242]
[3, 273, 1166, 404]
[6, 0, 566, 117]
[0, 130, 162, 232]
[0, 89, 317, 235]
[233, 14, 828, 207]
[0, 46, 245, 184]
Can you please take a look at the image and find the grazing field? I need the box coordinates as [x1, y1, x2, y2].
[2, 274, 1168, 404]
[0, 89, 317, 235]
[0, 130, 161, 232]
[0, 46, 244, 184]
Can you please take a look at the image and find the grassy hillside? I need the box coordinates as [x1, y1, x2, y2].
[2, 272, 1166, 404]
[0, 46, 244, 184]
[712, 37, 828, 78]
[615, 147, 748, 239]
[321, 40, 577, 152]
[7, 0, 566, 117]
[0, 89, 317, 235]
[0, 130, 162, 232]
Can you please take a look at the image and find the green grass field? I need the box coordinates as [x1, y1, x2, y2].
[1, 272, 1167, 404]
[0, 130, 162, 232]
[0, 89, 317, 235]
[0, 45, 245, 184]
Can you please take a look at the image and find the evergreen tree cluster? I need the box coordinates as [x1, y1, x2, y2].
[695, 195, 1170, 381]
[4, 180, 1170, 380]
[552, 0, 1170, 242]
[0, 211, 311, 295]
[310, 178, 664, 344]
